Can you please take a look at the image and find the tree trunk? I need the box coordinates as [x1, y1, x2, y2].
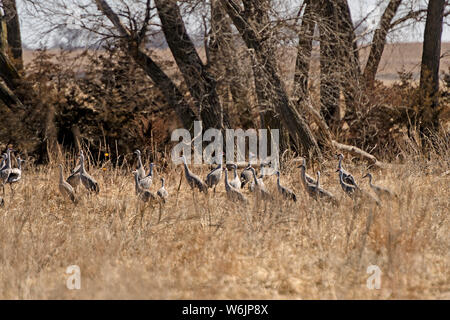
[419, 0, 445, 139]
[363, 0, 402, 88]
[209, 0, 253, 128]
[336, 0, 362, 122]
[2, 0, 23, 71]
[220, 0, 322, 158]
[293, 0, 316, 101]
[94, 0, 197, 131]
[155, 0, 231, 130]
[318, 0, 340, 127]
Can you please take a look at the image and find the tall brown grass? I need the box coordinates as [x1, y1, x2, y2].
[0, 144, 448, 299]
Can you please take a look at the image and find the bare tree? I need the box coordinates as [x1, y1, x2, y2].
[318, 0, 340, 126]
[93, 0, 198, 131]
[220, 0, 322, 158]
[363, 0, 403, 88]
[2, 0, 22, 70]
[293, 0, 317, 100]
[154, 0, 230, 130]
[418, 0, 446, 140]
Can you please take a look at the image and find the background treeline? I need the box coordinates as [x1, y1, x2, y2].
[0, 0, 449, 164]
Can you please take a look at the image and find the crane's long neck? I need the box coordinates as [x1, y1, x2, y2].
[6, 150, 11, 169]
[338, 170, 346, 186]
[233, 166, 238, 179]
[367, 174, 373, 186]
[224, 169, 230, 188]
[80, 154, 86, 174]
[316, 173, 320, 188]
[251, 168, 258, 185]
[300, 166, 307, 184]
[59, 166, 64, 183]
[338, 157, 343, 170]
[137, 154, 143, 169]
[161, 178, 165, 188]
[149, 164, 153, 176]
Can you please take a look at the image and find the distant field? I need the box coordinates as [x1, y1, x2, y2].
[23, 42, 450, 85]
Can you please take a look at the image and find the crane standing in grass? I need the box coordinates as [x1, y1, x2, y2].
[224, 168, 247, 203]
[157, 178, 169, 203]
[138, 163, 154, 190]
[298, 161, 336, 203]
[275, 171, 297, 202]
[229, 164, 241, 190]
[181, 155, 208, 194]
[249, 166, 272, 201]
[7, 156, 25, 195]
[132, 170, 156, 202]
[134, 149, 146, 180]
[240, 162, 253, 189]
[0, 148, 13, 196]
[337, 154, 358, 187]
[205, 157, 223, 193]
[79, 151, 100, 194]
[67, 151, 84, 189]
[58, 164, 76, 203]
[363, 173, 397, 200]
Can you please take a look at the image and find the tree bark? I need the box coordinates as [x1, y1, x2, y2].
[318, 0, 340, 126]
[94, 0, 197, 131]
[335, 0, 362, 121]
[2, 0, 23, 70]
[220, 0, 322, 158]
[209, 0, 253, 128]
[363, 0, 402, 88]
[155, 0, 231, 130]
[294, 0, 316, 100]
[419, 0, 445, 139]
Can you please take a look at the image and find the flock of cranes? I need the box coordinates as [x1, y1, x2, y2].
[0, 147, 396, 208]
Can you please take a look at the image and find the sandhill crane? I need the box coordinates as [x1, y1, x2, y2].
[0, 148, 13, 196]
[224, 168, 247, 203]
[157, 177, 169, 203]
[314, 171, 338, 204]
[363, 173, 397, 199]
[240, 162, 253, 188]
[205, 158, 223, 193]
[138, 163, 154, 190]
[229, 164, 241, 190]
[132, 170, 156, 202]
[337, 169, 379, 205]
[275, 171, 297, 202]
[7, 156, 25, 195]
[298, 163, 336, 203]
[67, 151, 84, 189]
[337, 168, 358, 197]
[249, 163, 266, 192]
[181, 155, 208, 194]
[249, 166, 272, 201]
[79, 151, 99, 194]
[298, 158, 316, 186]
[134, 149, 146, 179]
[58, 164, 76, 202]
[337, 154, 358, 187]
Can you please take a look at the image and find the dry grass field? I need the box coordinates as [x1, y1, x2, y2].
[0, 147, 448, 299]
